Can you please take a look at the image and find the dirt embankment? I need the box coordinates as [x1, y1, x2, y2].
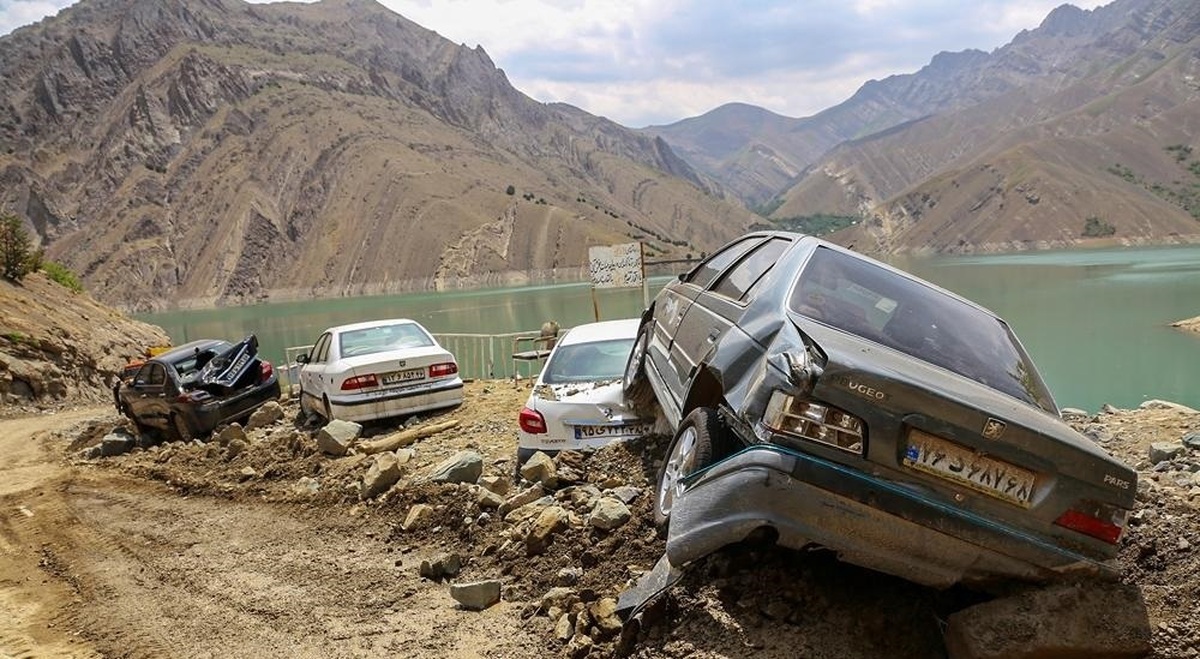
[1170, 315, 1200, 333]
[1, 382, 1198, 659]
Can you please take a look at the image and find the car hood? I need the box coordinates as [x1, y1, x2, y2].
[789, 314, 1135, 500]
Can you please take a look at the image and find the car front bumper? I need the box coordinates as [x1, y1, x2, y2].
[666, 444, 1116, 589]
[328, 378, 464, 423]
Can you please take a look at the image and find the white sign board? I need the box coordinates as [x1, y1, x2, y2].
[588, 242, 644, 289]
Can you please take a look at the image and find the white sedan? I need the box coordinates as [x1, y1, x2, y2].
[296, 318, 463, 423]
[517, 318, 653, 465]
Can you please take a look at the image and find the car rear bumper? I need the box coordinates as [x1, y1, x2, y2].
[666, 445, 1117, 589]
[328, 378, 464, 422]
[191, 378, 282, 434]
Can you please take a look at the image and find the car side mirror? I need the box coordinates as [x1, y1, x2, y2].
[296, 353, 310, 364]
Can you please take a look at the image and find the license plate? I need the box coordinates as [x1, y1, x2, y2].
[573, 423, 652, 440]
[381, 368, 425, 385]
[903, 430, 1036, 508]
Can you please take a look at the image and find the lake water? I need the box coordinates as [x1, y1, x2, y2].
[138, 245, 1200, 413]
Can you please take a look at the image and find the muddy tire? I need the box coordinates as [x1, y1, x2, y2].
[170, 414, 195, 443]
[623, 322, 656, 413]
[654, 407, 722, 527]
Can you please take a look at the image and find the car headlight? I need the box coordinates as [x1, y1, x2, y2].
[762, 390, 865, 454]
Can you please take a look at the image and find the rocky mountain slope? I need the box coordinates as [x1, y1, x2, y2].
[0, 271, 170, 411]
[649, 0, 1200, 254]
[0, 0, 753, 311]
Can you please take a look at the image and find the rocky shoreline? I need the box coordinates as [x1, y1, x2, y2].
[1171, 316, 1200, 333]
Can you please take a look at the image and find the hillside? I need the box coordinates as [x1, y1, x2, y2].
[648, 0, 1200, 255]
[0, 271, 170, 412]
[0, 0, 753, 311]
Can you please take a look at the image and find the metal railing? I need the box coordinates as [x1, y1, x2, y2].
[276, 328, 566, 396]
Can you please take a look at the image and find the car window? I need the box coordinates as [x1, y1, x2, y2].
[339, 324, 434, 358]
[312, 334, 331, 364]
[790, 247, 1057, 412]
[684, 237, 763, 289]
[140, 363, 166, 386]
[541, 338, 635, 384]
[711, 238, 791, 302]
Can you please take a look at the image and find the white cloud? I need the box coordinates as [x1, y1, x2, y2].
[1, 0, 1117, 126]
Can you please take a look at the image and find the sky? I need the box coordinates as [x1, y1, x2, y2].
[0, 0, 1110, 127]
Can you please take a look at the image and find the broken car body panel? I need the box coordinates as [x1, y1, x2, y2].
[632, 231, 1137, 590]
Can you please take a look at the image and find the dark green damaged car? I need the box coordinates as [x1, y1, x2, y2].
[623, 231, 1136, 589]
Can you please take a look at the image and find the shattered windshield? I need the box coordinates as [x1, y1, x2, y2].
[789, 247, 1057, 412]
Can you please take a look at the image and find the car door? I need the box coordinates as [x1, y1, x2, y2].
[299, 332, 333, 406]
[128, 362, 170, 429]
[650, 237, 767, 406]
[671, 237, 792, 391]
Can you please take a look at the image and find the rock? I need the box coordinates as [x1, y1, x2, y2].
[588, 497, 631, 531]
[294, 477, 320, 494]
[238, 466, 258, 481]
[100, 431, 136, 457]
[246, 401, 284, 430]
[1101, 404, 1120, 415]
[554, 613, 575, 641]
[476, 487, 505, 509]
[556, 567, 582, 587]
[506, 496, 554, 525]
[402, 503, 433, 531]
[429, 451, 483, 484]
[608, 486, 641, 505]
[519, 451, 557, 487]
[361, 452, 404, 499]
[1139, 400, 1199, 413]
[478, 475, 510, 497]
[1184, 432, 1200, 450]
[317, 420, 361, 456]
[215, 423, 247, 447]
[541, 586, 578, 613]
[1150, 442, 1186, 465]
[589, 597, 623, 638]
[526, 505, 570, 555]
[944, 581, 1151, 659]
[419, 553, 463, 579]
[499, 484, 545, 519]
[225, 438, 248, 460]
[565, 632, 593, 659]
[450, 579, 501, 611]
[1059, 407, 1089, 419]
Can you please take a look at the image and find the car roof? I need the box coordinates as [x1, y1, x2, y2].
[156, 339, 228, 362]
[324, 318, 422, 334]
[558, 318, 640, 346]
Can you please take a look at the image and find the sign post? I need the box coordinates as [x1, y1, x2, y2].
[588, 242, 645, 322]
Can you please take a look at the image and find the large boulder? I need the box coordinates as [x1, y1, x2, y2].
[360, 452, 404, 499]
[429, 451, 483, 484]
[316, 419, 361, 456]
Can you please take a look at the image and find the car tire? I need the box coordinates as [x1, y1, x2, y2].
[623, 322, 656, 412]
[654, 407, 722, 527]
[322, 395, 334, 422]
[170, 414, 195, 443]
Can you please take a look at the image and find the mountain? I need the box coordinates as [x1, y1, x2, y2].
[651, 0, 1200, 254]
[0, 0, 754, 311]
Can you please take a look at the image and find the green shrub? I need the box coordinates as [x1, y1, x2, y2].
[42, 261, 83, 292]
[1082, 216, 1116, 238]
[0, 212, 33, 281]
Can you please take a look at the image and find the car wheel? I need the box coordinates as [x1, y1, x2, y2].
[655, 407, 721, 527]
[623, 322, 656, 412]
[322, 395, 334, 422]
[170, 414, 195, 443]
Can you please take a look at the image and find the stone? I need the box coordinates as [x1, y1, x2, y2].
[429, 451, 483, 484]
[588, 497, 632, 531]
[215, 423, 247, 447]
[361, 452, 404, 499]
[565, 633, 593, 659]
[1184, 432, 1200, 451]
[944, 581, 1151, 659]
[294, 477, 320, 494]
[238, 466, 258, 480]
[478, 475, 510, 497]
[402, 503, 433, 531]
[589, 597, 623, 638]
[608, 486, 641, 505]
[519, 451, 557, 487]
[554, 613, 575, 641]
[419, 553, 463, 579]
[476, 487, 505, 509]
[1059, 407, 1089, 418]
[246, 401, 284, 430]
[225, 438, 248, 460]
[316, 419, 361, 456]
[450, 579, 502, 611]
[499, 484, 545, 519]
[100, 431, 136, 457]
[556, 567, 582, 587]
[526, 505, 570, 555]
[1150, 442, 1186, 465]
[541, 586, 578, 613]
[1139, 400, 1199, 413]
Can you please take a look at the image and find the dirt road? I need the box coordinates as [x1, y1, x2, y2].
[0, 407, 540, 658]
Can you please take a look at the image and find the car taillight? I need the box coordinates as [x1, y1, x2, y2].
[1055, 503, 1128, 545]
[177, 390, 213, 404]
[519, 407, 547, 434]
[341, 374, 379, 391]
[761, 390, 865, 454]
[260, 360, 274, 382]
[429, 362, 458, 378]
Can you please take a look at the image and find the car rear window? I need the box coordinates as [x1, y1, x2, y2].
[789, 247, 1057, 412]
[541, 338, 635, 384]
[339, 324, 434, 357]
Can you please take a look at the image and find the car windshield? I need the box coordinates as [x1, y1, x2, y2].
[339, 323, 434, 358]
[541, 338, 635, 384]
[789, 247, 1056, 412]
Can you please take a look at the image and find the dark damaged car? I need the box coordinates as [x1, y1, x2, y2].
[623, 231, 1136, 589]
[116, 336, 281, 442]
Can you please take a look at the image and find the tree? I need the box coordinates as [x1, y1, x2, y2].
[0, 212, 33, 281]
